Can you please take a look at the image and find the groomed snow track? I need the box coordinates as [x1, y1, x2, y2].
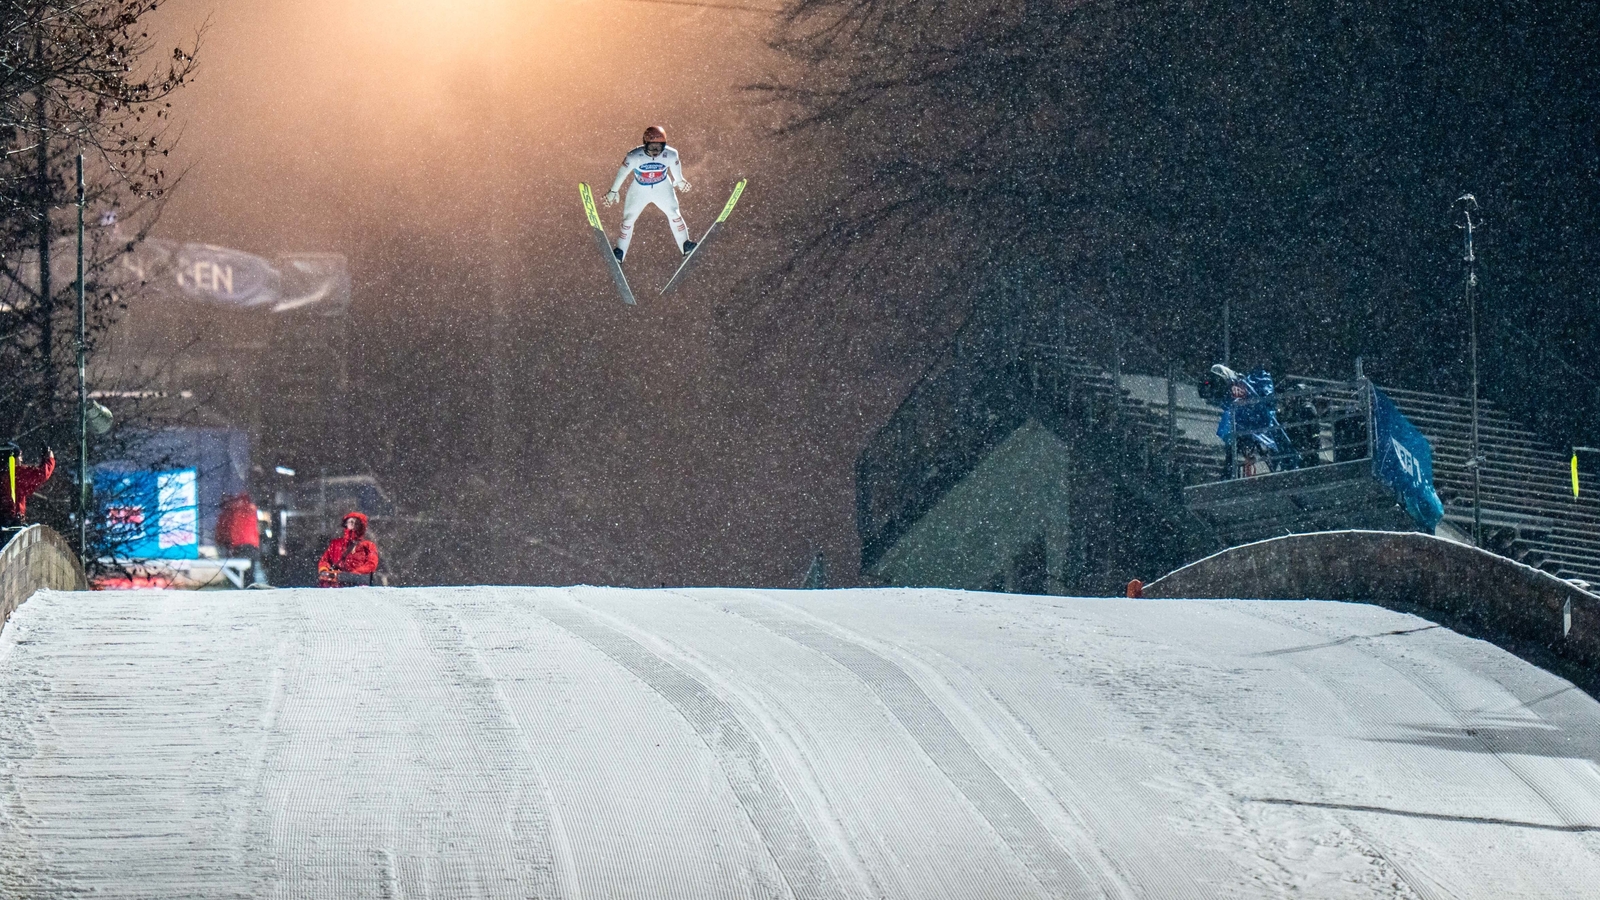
[2, 587, 1598, 898]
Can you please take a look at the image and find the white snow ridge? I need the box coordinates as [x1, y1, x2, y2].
[1, 586, 1598, 898]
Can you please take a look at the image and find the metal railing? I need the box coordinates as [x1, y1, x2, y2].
[1209, 379, 1371, 482]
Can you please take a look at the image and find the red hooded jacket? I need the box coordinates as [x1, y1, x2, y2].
[2, 451, 55, 527]
[317, 511, 378, 587]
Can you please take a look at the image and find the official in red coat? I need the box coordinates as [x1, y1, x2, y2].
[216, 492, 266, 586]
[215, 493, 260, 551]
[2, 446, 55, 528]
[317, 511, 379, 587]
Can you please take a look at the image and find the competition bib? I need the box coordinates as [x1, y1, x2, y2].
[634, 161, 669, 186]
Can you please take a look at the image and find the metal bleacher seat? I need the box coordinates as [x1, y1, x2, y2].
[1373, 385, 1600, 585]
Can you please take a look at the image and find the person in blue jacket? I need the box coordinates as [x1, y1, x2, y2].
[1207, 364, 1299, 478]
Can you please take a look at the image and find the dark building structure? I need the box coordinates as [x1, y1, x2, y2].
[857, 300, 1215, 595]
[857, 298, 1600, 595]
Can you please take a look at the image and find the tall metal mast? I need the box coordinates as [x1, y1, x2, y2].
[1457, 194, 1482, 546]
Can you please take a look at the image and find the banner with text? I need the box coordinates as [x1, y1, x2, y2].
[0, 234, 349, 315]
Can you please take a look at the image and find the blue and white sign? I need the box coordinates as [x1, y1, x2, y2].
[95, 467, 201, 559]
[1371, 387, 1445, 531]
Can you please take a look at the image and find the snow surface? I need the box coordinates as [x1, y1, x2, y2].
[1, 586, 1598, 898]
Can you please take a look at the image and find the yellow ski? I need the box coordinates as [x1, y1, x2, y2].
[661, 179, 747, 297]
[578, 182, 636, 306]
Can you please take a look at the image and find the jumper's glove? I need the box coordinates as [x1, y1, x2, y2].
[674, 179, 691, 193]
[603, 190, 619, 207]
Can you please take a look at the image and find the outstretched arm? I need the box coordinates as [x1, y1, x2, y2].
[669, 152, 689, 191]
[605, 159, 631, 204]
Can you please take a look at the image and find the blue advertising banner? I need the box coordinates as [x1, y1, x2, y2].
[1371, 387, 1445, 531]
[94, 467, 200, 559]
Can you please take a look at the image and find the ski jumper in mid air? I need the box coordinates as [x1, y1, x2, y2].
[604, 125, 694, 261]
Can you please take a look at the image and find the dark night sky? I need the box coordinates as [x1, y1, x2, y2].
[146, 0, 1600, 587]
[151, 0, 914, 587]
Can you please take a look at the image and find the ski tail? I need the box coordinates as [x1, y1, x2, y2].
[578, 182, 636, 306]
[660, 178, 747, 297]
[579, 181, 605, 229]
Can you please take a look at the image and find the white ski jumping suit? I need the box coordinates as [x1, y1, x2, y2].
[610, 145, 690, 256]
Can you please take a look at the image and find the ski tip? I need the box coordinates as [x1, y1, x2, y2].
[716, 179, 748, 223]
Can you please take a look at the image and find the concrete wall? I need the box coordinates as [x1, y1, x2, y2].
[0, 526, 87, 627]
[1142, 529, 1600, 695]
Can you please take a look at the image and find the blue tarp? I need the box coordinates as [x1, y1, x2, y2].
[1371, 387, 1445, 531]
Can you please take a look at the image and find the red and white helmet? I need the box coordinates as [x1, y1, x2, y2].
[642, 125, 667, 145]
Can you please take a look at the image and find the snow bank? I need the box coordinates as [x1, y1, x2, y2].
[1, 586, 1597, 898]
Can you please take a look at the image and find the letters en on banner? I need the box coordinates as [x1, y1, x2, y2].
[0, 234, 350, 316]
[121, 240, 351, 315]
[1370, 386, 1445, 531]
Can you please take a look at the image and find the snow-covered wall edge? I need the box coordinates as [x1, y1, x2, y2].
[1142, 529, 1600, 695]
[0, 526, 87, 629]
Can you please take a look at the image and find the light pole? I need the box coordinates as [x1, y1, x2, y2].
[76, 152, 87, 562]
[1456, 194, 1483, 546]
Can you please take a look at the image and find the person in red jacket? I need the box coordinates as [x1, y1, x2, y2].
[317, 511, 378, 587]
[2, 445, 55, 528]
[216, 492, 266, 586]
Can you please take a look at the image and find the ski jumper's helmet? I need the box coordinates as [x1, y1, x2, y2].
[642, 126, 667, 145]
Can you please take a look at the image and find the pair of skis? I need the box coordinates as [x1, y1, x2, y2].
[578, 179, 747, 306]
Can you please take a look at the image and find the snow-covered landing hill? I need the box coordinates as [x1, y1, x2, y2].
[1, 586, 1597, 898]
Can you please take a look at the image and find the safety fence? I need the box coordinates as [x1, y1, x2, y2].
[1199, 378, 1446, 533]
